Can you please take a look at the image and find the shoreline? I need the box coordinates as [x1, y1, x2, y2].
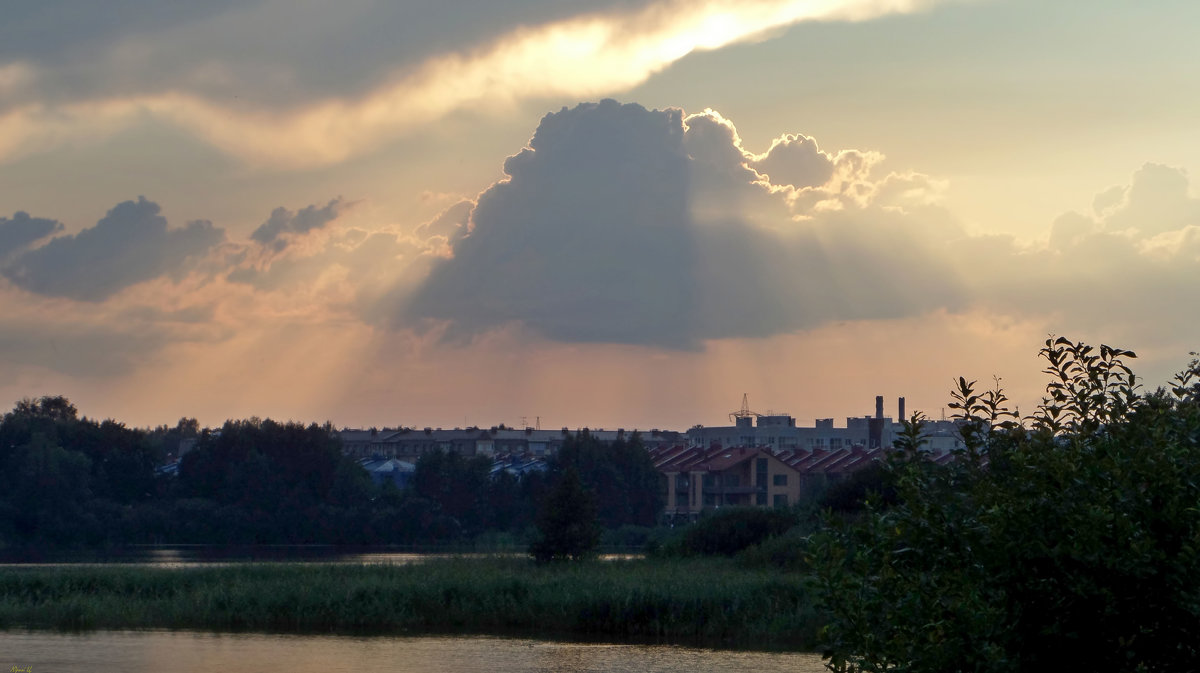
[0, 557, 822, 652]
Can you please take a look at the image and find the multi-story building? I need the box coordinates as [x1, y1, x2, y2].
[651, 444, 892, 522]
[338, 426, 684, 461]
[655, 396, 974, 521]
[655, 447, 803, 516]
[685, 396, 907, 451]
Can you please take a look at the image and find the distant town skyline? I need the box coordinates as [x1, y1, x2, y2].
[1, 0, 1198, 430]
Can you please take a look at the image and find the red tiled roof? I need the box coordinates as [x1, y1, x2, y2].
[655, 444, 908, 477]
[695, 447, 763, 472]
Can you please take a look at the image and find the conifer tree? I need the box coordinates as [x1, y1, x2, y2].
[529, 467, 600, 562]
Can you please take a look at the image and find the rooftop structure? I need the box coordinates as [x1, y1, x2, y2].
[687, 396, 904, 451]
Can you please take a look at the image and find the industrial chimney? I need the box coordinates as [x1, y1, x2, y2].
[899, 397, 906, 421]
[875, 395, 884, 420]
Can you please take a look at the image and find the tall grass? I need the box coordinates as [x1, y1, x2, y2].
[0, 557, 821, 649]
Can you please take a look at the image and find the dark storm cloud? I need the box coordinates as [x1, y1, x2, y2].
[0, 196, 224, 301]
[0, 211, 62, 260]
[405, 100, 965, 349]
[250, 198, 346, 250]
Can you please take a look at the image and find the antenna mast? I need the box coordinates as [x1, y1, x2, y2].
[729, 393, 763, 423]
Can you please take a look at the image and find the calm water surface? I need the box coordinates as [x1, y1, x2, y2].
[0, 546, 637, 568]
[1, 631, 827, 673]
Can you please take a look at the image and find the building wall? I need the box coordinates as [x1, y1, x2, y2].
[686, 416, 899, 451]
[661, 451, 802, 520]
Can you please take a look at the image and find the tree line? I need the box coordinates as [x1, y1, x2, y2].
[0, 401, 663, 550]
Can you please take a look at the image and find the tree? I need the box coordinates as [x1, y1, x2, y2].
[8, 433, 94, 545]
[551, 430, 663, 528]
[412, 448, 492, 535]
[529, 467, 600, 563]
[12, 395, 77, 422]
[812, 338, 1200, 672]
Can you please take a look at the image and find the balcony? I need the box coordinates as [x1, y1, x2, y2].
[706, 485, 765, 496]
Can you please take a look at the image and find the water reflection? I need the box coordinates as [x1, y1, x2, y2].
[0, 546, 640, 568]
[1, 631, 827, 673]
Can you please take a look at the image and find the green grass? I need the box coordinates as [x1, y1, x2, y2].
[0, 558, 822, 649]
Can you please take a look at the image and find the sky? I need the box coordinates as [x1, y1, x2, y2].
[1, 0, 1198, 431]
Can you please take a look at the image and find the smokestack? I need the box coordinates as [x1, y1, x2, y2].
[899, 397, 906, 421]
[875, 396, 884, 420]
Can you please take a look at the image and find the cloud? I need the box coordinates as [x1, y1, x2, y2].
[0, 0, 961, 167]
[405, 100, 965, 348]
[0, 211, 62, 260]
[941, 163, 1200, 355]
[225, 199, 441, 328]
[229, 226, 420, 295]
[1, 2, 246, 66]
[1094, 163, 1200, 239]
[413, 199, 473, 246]
[250, 197, 347, 250]
[750, 133, 835, 189]
[0, 196, 224, 301]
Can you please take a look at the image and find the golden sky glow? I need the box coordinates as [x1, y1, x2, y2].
[0, 0, 1197, 430]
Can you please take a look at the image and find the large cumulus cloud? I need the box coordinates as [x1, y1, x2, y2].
[0, 196, 223, 301]
[406, 100, 965, 348]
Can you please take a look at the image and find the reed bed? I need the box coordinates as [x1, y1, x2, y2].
[0, 557, 822, 649]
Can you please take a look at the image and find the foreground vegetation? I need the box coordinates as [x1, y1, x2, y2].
[812, 339, 1200, 672]
[0, 556, 821, 649]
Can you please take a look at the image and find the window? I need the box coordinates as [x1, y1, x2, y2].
[702, 474, 715, 488]
[774, 494, 789, 507]
[830, 438, 843, 448]
[773, 474, 788, 486]
[723, 473, 740, 487]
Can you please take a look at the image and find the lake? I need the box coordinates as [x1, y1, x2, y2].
[0, 545, 633, 568]
[1, 631, 827, 673]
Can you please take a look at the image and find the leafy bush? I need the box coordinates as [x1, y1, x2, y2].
[661, 507, 799, 557]
[601, 524, 676, 552]
[818, 462, 896, 514]
[736, 528, 810, 572]
[811, 339, 1200, 672]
